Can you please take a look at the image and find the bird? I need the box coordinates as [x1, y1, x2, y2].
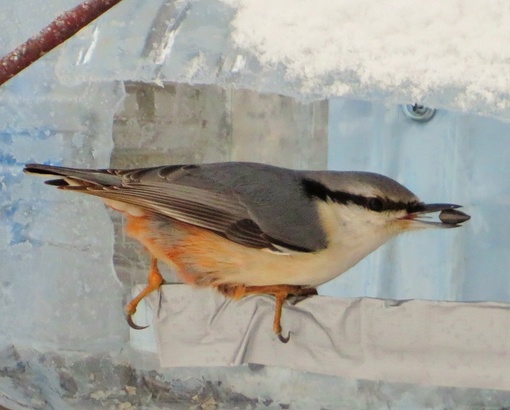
[24, 161, 470, 343]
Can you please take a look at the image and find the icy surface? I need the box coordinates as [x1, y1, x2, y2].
[3, 345, 510, 410]
[321, 100, 510, 303]
[0, 72, 126, 348]
[55, 0, 510, 120]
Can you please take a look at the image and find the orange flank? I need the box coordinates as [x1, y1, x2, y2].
[124, 213, 253, 291]
[122, 211, 313, 341]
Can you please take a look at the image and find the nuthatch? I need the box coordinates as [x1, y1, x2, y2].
[24, 162, 470, 343]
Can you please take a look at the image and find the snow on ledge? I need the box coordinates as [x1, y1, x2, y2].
[222, 0, 510, 119]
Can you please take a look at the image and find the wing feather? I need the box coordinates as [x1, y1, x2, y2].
[82, 181, 280, 251]
[26, 162, 327, 253]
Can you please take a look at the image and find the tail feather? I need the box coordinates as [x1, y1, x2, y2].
[24, 163, 122, 188]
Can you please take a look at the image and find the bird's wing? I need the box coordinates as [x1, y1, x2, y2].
[24, 163, 329, 252]
[98, 182, 275, 250]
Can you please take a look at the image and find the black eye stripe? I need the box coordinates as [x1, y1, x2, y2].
[301, 178, 419, 213]
[335, 193, 413, 212]
[407, 203, 426, 213]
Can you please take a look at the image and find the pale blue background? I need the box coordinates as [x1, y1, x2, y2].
[322, 99, 509, 303]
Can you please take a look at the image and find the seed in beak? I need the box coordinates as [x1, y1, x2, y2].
[439, 209, 471, 225]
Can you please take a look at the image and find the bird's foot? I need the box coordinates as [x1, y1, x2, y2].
[243, 285, 317, 343]
[126, 309, 149, 330]
[125, 257, 165, 330]
[277, 330, 291, 344]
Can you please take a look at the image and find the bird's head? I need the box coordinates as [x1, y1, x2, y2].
[303, 171, 470, 248]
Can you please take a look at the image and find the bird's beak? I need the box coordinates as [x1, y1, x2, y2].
[403, 203, 471, 228]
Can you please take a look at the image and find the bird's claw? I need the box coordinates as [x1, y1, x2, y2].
[277, 331, 291, 344]
[124, 256, 163, 331]
[126, 313, 149, 330]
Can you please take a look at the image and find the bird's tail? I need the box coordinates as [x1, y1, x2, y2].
[23, 163, 122, 189]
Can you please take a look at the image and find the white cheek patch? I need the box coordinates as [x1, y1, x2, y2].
[103, 198, 146, 217]
[315, 200, 405, 244]
[317, 200, 383, 230]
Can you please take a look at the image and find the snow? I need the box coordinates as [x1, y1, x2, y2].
[221, 0, 510, 116]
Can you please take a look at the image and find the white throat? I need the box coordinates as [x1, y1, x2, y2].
[300, 201, 399, 286]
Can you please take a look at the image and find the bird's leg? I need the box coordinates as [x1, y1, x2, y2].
[273, 290, 290, 343]
[126, 256, 165, 330]
[243, 285, 317, 343]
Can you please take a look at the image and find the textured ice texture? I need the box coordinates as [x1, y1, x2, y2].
[0, 66, 126, 349]
[4, 345, 510, 410]
[56, 0, 510, 120]
[0, 3, 129, 351]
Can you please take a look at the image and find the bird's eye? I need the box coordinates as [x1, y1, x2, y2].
[368, 198, 384, 212]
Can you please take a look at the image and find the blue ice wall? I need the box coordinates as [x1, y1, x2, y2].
[322, 99, 510, 303]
